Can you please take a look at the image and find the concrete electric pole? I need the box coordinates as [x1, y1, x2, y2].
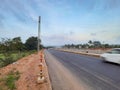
[38, 16, 41, 53]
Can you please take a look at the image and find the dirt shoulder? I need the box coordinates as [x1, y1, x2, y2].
[0, 52, 52, 90]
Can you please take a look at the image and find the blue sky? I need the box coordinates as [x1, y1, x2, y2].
[0, 0, 120, 46]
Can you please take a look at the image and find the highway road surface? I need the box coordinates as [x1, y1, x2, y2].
[44, 49, 120, 90]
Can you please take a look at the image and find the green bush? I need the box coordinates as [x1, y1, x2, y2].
[6, 75, 16, 90]
[0, 51, 37, 68]
[0, 54, 14, 67]
[5, 70, 20, 90]
[0, 70, 20, 90]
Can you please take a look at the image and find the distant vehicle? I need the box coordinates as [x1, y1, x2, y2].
[100, 48, 120, 64]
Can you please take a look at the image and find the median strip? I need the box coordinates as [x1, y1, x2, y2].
[57, 49, 100, 57]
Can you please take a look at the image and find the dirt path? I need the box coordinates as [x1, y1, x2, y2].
[0, 52, 52, 90]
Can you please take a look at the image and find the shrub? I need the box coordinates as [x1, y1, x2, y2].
[0, 70, 20, 90]
[0, 54, 14, 67]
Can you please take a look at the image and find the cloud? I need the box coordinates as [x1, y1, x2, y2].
[114, 36, 120, 44]
[104, 0, 120, 10]
[42, 32, 93, 46]
[0, 0, 39, 23]
[42, 32, 81, 46]
[42, 34, 68, 46]
[100, 30, 107, 33]
[0, 0, 120, 46]
[0, 13, 4, 28]
[3, 0, 27, 22]
[90, 30, 109, 36]
[0, 18, 3, 26]
[90, 33, 97, 36]
[43, 33, 69, 41]
[116, 36, 120, 40]
[69, 31, 75, 35]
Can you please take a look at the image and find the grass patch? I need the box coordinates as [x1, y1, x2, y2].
[0, 50, 37, 68]
[0, 70, 20, 90]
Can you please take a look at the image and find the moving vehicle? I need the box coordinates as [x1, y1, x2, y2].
[100, 48, 120, 64]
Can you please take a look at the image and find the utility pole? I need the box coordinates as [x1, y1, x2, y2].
[38, 16, 41, 53]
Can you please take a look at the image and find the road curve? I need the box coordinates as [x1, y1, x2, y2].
[44, 49, 120, 90]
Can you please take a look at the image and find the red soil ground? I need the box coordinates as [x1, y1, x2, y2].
[0, 52, 51, 90]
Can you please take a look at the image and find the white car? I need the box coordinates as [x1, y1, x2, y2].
[100, 48, 120, 64]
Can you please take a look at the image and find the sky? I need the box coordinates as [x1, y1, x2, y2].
[0, 0, 120, 46]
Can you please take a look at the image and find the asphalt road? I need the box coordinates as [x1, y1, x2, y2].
[44, 49, 120, 90]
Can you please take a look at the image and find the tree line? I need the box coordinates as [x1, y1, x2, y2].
[0, 36, 43, 53]
[63, 40, 120, 49]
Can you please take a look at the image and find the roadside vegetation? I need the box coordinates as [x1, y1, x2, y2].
[0, 69, 20, 90]
[0, 51, 36, 67]
[63, 40, 120, 49]
[0, 36, 43, 68]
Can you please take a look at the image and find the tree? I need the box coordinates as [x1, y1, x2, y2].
[0, 38, 12, 52]
[25, 36, 41, 50]
[88, 40, 92, 44]
[0, 37, 24, 52]
[104, 44, 109, 48]
[93, 41, 101, 48]
[11, 37, 24, 51]
[88, 40, 93, 48]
